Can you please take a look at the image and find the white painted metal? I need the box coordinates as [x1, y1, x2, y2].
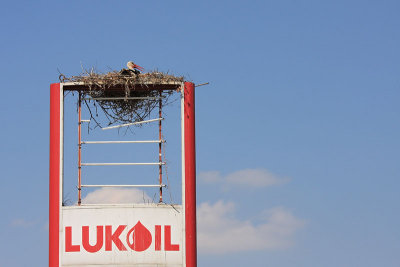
[85, 96, 163, 100]
[61, 205, 183, 266]
[81, 184, 166, 188]
[81, 162, 165, 166]
[102, 118, 164, 130]
[82, 140, 164, 144]
[81, 119, 91, 122]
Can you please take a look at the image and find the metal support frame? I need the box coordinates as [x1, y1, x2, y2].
[82, 140, 164, 144]
[81, 184, 166, 188]
[49, 83, 61, 267]
[85, 96, 163, 101]
[78, 92, 82, 205]
[158, 90, 163, 203]
[102, 118, 164, 130]
[77, 91, 166, 204]
[50, 82, 197, 267]
[81, 162, 165, 166]
[184, 82, 197, 267]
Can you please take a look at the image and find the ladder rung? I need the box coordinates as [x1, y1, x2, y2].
[102, 118, 164, 130]
[85, 97, 164, 101]
[81, 162, 165, 166]
[81, 184, 166, 188]
[82, 140, 165, 144]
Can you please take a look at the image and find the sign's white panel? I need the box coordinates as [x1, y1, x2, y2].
[61, 205, 183, 266]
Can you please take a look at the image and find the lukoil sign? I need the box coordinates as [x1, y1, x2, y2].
[65, 221, 180, 253]
[61, 206, 184, 265]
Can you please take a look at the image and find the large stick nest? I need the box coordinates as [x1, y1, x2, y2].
[60, 69, 184, 130]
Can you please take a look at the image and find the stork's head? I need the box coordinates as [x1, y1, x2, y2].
[127, 61, 144, 71]
[127, 61, 135, 70]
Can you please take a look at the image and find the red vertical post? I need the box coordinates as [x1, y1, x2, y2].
[49, 83, 61, 267]
[78, 92, 82, 205]
[184, 82, 197, 267]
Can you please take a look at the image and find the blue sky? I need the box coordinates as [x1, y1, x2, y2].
[0, 0, 399, 266]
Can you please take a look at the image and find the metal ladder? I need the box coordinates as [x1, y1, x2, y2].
[77, 91, 166, 205]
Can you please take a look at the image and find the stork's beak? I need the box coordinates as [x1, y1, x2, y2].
[134, 64, 144, 71]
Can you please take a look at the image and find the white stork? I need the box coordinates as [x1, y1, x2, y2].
[127, 61, 144, 74]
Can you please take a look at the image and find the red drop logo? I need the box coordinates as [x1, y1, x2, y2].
[126, 221, 152, 252]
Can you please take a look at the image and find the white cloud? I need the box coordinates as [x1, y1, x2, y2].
[199, 168, 287, 188]
[198, 171, 222, 183]
[10, 218, 35, 228]
[82, 187, 152, 204]
[197, 201, 305, 254]
[11, 218, 49, 231]
[43, 221, 49, 231]
[226, 168, 287, 187]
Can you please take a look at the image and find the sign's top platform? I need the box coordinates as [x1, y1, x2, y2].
[57, 71, 185, 92]
[60, 81, 183, 92]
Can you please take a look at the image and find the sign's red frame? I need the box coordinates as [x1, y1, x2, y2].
[49, 82, 197, 267]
